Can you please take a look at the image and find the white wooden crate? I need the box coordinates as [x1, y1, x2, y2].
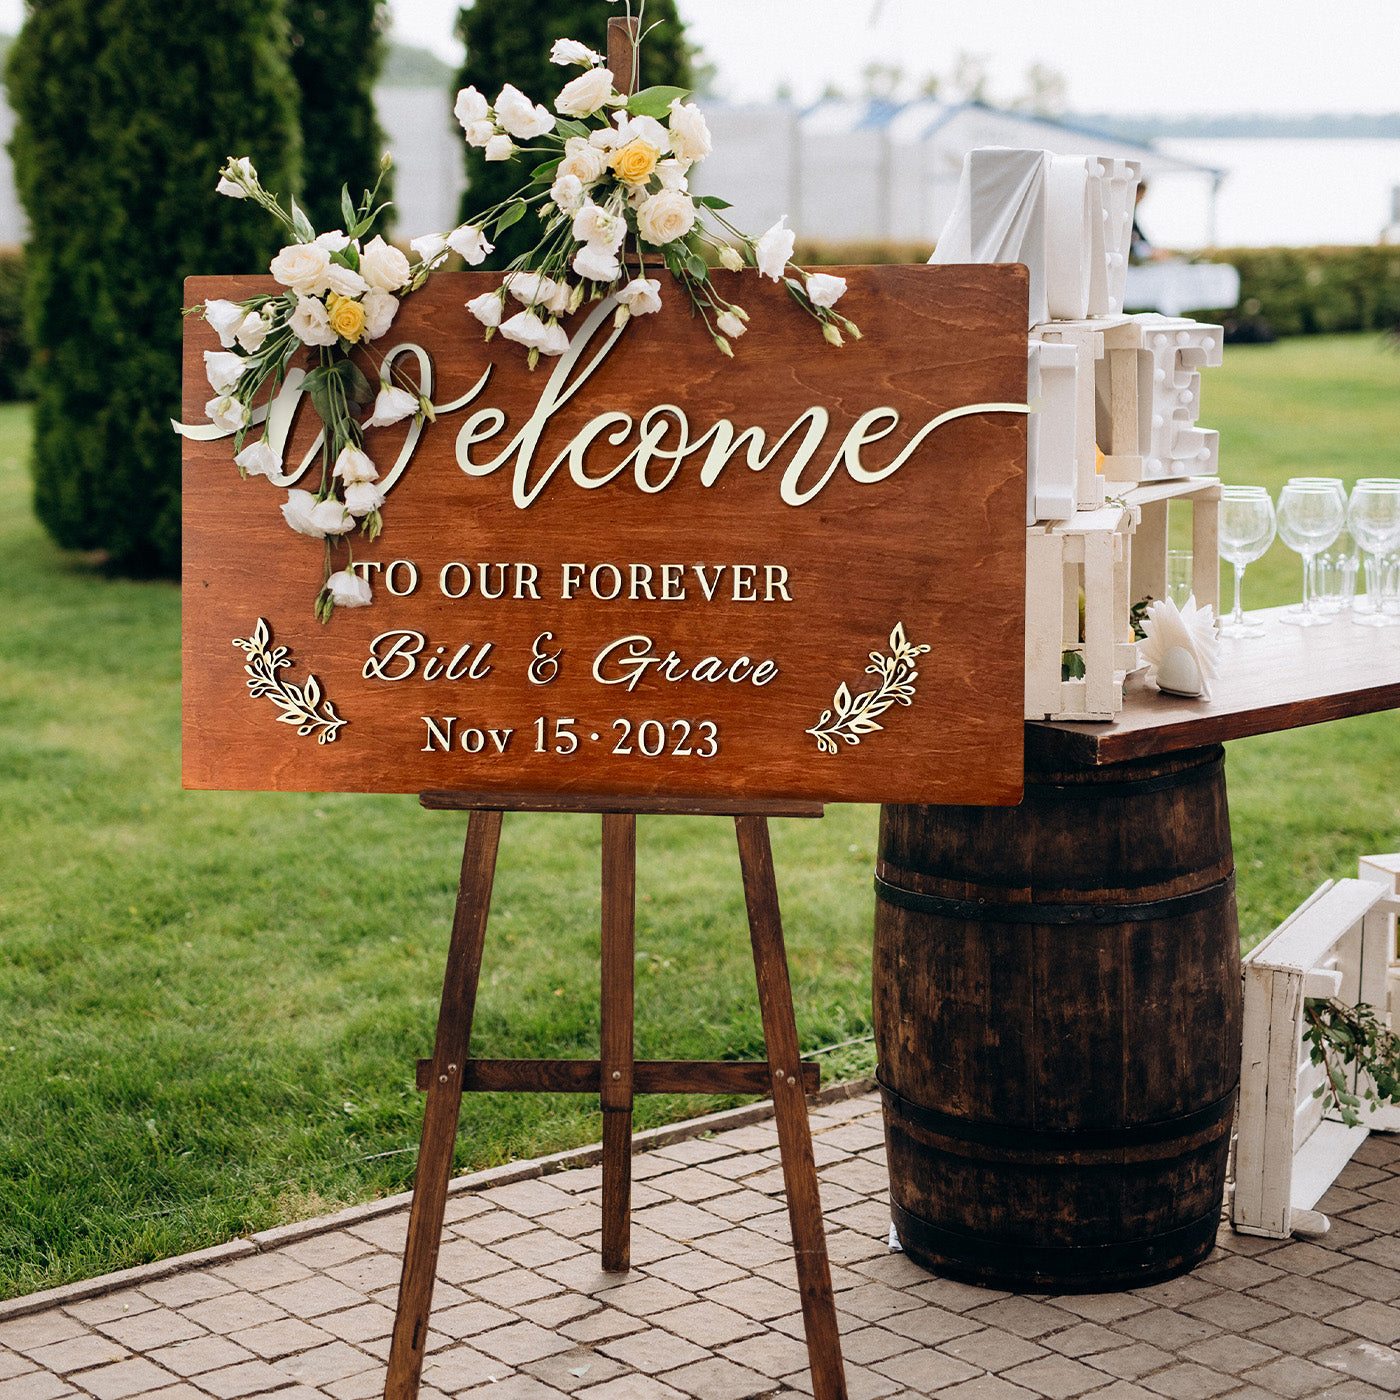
[1124, 477, 1222, 616]
[1025, 504, 1140, 721]
[1359, 852, 1400, 1129]
[1234, 878, 1400, 1239]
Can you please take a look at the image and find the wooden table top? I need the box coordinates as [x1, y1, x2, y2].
[1027, 605, 1400, 769]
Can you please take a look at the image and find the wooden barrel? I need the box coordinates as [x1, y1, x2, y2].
[873, 745, 1242, 1293]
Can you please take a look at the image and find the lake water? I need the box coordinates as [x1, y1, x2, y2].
[1140, 137, 1400, 250]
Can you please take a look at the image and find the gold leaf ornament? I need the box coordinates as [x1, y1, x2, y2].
[806, 623, 930, 754]
[232, 618, 346, 743]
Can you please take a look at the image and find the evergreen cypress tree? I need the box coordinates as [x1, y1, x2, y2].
[286, 0, 391, 235]
[454, 0, 693, 267]
[7, 0, 300, 576]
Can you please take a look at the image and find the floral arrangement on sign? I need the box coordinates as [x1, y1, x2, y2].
[190, 2, 858, 621]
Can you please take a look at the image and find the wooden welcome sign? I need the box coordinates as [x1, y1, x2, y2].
[181, 265, 1028, 804]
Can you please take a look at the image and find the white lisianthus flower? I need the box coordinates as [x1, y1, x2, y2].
[359, 235, 411, 292]
[556, 66, 614, 117]
[466, 291, 505, 327]
[484, 134, 516, 163]
[571, 201, 626, 251]
[310, 498, 356, 536]
[270, 241, 332, 296]
[203, 298, 246, 348]
[203, 350, 244, 394]
[446, 224, 495, 265]
[572, 242, 621, 283]
[289, 295, 338, 347]
[343, 480, 386, 517]
[617, 277, 663, 316]
[326, 569, 373, 608]
[667, 100, 712, 163]
[234, 438, 282, 478]
[558, 137, 609, 185]
[499, 309, 551, 350]
[613, 113, 670, 153]
[324, 262, 369, 298]
[281, 489, 324, 537]
[716, 311, 747, 339]
[540, 321, 571, 357]
[805, 273, 848, 308]
[205, 393, 248, 432]
[464, 118, 496, 149]
[361, 289, 398, 342]
[366, 384, 419, 429]
[550, 37, 603, 66]
[636, 189, 696, 247]
[410, 233, 449, 267]
[504, 271, 569, 315]
[235, 308, 273, 352]
[550, 173, 585, 215]
[216, 175, 247, 199]
[755, 216, 796, 280]
[718, 245, 744, 272]
[333, 445, 379, 483]
[453, 85, 490, 131]
[655, 159, 689, 191]
[493, 84, 555, 139]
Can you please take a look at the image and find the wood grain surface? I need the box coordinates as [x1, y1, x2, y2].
[182, 266, 1028, 803]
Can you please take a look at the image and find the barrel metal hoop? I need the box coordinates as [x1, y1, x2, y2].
[890, 1199, 1220, 1290]
[1028, 745, 1226, 799]
[873, 870, 1236, 926]
[877, 1072, 1238, 1154]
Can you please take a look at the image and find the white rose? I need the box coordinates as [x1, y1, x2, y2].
[360, 235, 411, 292]
[717, 311, 746, 339]
[550, 37, 603, 66]
[310, 498, 356, 536]
[484, 134, 516, 163]
[558, 137, 609, 185]
[271, 241, 332, 296]
[499, 309, 551, 350]
[333, 445, 379, 483]
[465, 118, 497, 149]
[314, 230, 350, 253]
[344, 481, 386, 517]
[667, 100, 712, 163]
[289, 295, 338, 347]
[556, 66, 614, 118]
[571, 201, 625, 251]
[410, 233, 448, 267]
[203, 350, 244, 394]
[446, 224, 494, 266]
[365, 384, 419, 428]
[494, 84, 555, 139]
[467, 291, 504, 327]
[204, 298, 245, 348]
[235, 308, 273, 352]
[281, 489, 324, 537]
[326, 569, 373, 608]
[235, 438, 282, 478]
[205, 393, 248, 431]
[617, 277, 662, 316]
[755, 216, 796, 280]
[454, 85, 489, 130]
[550, 172, 585, 214]
[540, 321, 571, 357]
[324, 262, 369, 298]
[572, 242, 620, 283]
[362, 289, 398, 341]
[636, 189, 696, 247]
[805, 272, 848, 308]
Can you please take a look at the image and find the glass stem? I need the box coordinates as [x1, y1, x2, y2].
[1231, 563, 1246, 627]
[1300, 553, 1314, 617]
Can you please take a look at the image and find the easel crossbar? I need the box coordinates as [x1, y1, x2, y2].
[414, 1055, 821, 1095]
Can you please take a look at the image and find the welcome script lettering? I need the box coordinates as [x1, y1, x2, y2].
[181, 295, 1030, 509]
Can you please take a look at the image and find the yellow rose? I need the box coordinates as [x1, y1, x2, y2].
[325, 292, 367, 343]
[610, 138, 659, 186]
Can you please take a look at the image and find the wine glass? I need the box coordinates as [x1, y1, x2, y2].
[1217, 486, 1276, 638]
[1283, 477, 1346, 610]
[1276, 481, 1345, 627]
[1348, 480, 1400, 627]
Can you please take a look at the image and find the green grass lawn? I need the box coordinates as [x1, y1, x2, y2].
[2, 333, 1399, 1300]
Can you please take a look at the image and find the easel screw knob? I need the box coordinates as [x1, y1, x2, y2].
[611, 1070, 622, 1080]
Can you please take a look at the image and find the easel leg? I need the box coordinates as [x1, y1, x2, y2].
[386, 810, 504, 1400]
[735, 815, 848, 1400]
[600, 812, 637, 1272]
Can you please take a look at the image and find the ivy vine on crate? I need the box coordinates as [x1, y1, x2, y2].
[1303, 996, 1400, 1128]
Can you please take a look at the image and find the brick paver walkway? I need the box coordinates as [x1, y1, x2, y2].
[3, 1090, 1400, 1400]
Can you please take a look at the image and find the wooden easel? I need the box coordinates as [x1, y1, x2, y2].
[384, 792, 848, 1400]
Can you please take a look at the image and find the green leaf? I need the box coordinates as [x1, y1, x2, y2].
[496, 200, 529, 234]
[555, 118, 589, 141]
[695, 195, 732, 210]
[685, 252, 709, 281]
[625, 85, 690, 118]
[530, 157, 563, 184]
[340, 186, 356, 232]
[336, 358, 374, 405]
[289, 196, 315, 245]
